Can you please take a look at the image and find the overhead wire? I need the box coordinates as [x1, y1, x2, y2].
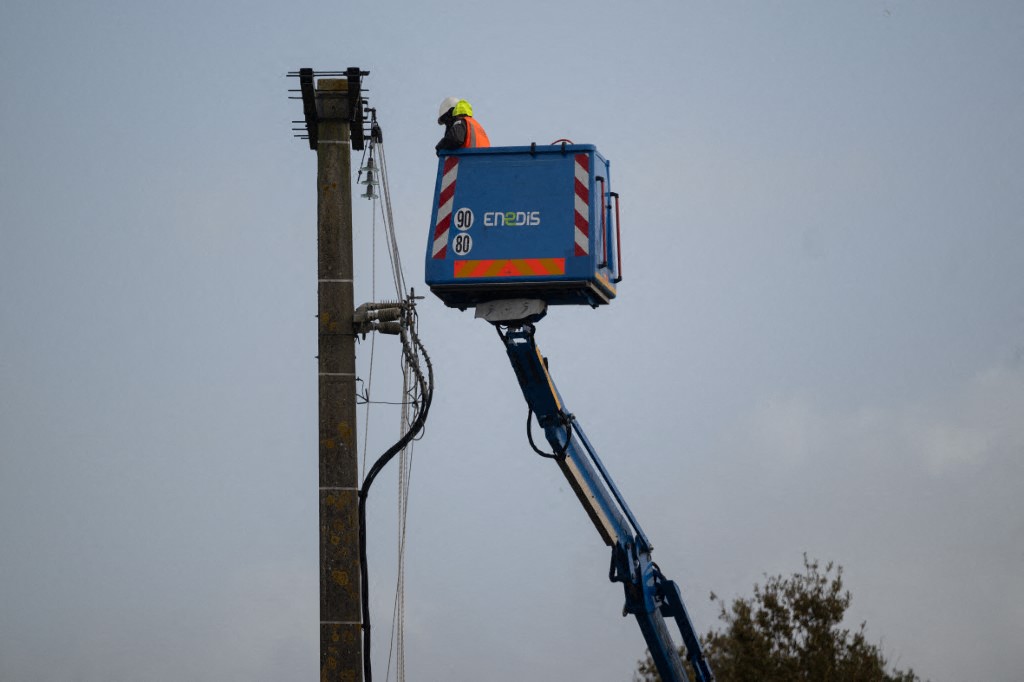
[384, 139, 413, 682]
[360, 170, 379, 478]
[355, 121, 432, 682]
[377, 142, 406, 297]
[386, 353, 415, 682]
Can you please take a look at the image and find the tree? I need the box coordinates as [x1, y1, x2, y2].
[634, 556, 922, 682]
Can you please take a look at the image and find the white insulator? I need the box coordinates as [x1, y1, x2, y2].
[360, 157, 379, 199]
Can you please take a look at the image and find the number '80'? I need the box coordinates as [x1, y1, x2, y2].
[452, 233, 472, 256]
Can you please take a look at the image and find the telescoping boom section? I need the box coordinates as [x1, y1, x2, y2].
[424, 144, 622, 309]
[497, 323, 714, 682]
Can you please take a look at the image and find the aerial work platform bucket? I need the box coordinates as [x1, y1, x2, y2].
[424, 144, 622, 309]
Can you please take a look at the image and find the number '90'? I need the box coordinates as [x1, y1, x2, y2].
[454, 208, 474, 230]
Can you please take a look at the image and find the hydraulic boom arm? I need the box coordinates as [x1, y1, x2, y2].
[497, 323, 714, 682]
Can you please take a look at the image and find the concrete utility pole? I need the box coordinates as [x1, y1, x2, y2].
[310, 74, 361, 682]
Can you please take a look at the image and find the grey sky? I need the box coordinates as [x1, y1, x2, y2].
[2, 1, 1022, 681]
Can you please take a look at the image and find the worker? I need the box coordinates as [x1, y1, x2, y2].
[435, 97, 490, 151]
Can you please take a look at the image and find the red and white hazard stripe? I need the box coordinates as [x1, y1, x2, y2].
[431, 157, 459, 259]
[574, 154, 590, 256]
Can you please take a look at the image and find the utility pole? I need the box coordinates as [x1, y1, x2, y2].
[293, 67, 368, 682]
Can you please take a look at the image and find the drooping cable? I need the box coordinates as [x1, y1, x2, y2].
[358, 309, 433, 682]
[526, 407, 571, 460]
[495, 324, 572, 460]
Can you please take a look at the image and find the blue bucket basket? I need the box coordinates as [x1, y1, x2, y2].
[424, 144, 622, 309]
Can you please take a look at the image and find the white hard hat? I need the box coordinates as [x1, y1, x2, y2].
[438, 96, 460, 121]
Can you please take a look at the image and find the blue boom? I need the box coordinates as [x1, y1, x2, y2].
[498, 323, 713, 682]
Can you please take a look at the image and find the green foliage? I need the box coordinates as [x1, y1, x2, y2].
[634, 556, 922, 682]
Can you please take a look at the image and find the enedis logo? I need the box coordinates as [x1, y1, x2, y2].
[483, 211, 541, 227]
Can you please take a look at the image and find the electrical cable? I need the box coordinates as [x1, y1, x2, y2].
[386, 355, 415, 682]
[360, 179, 379, 478]
[354, 112, 432, 682]
[373, 132, 412, 682]
[358, 308, 433, 682]
[496, 324, 572, 461]
[396, 345, 417, 682]
[377, 142, 406, 297]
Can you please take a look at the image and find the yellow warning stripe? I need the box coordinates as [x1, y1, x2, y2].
[454, 258, 566, 279]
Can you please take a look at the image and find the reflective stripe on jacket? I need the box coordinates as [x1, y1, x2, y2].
[462, 116, 490, 148]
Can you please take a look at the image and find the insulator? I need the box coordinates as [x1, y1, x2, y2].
[356, 299, 403, 319]
[372, 307, 403, 322]
[374, 321, 402, 335]
[359, 157, 379, 199]
[359, 158, 378, 184]
[355, 306, 402, 323]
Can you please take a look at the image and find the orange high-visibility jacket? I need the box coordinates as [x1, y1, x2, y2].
[462, 116, 490, 148]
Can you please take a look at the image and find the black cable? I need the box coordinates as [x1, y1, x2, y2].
[497, 323, 571, 461]
[357, 398, 419, 406]
[358, 314, 433, 682]
[526, 408, 571, 460]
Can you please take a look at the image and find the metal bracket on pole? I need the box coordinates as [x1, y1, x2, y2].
[289, 67, 370, 151]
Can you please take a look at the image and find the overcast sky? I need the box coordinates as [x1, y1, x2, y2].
[2, 1, 1022, 681]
